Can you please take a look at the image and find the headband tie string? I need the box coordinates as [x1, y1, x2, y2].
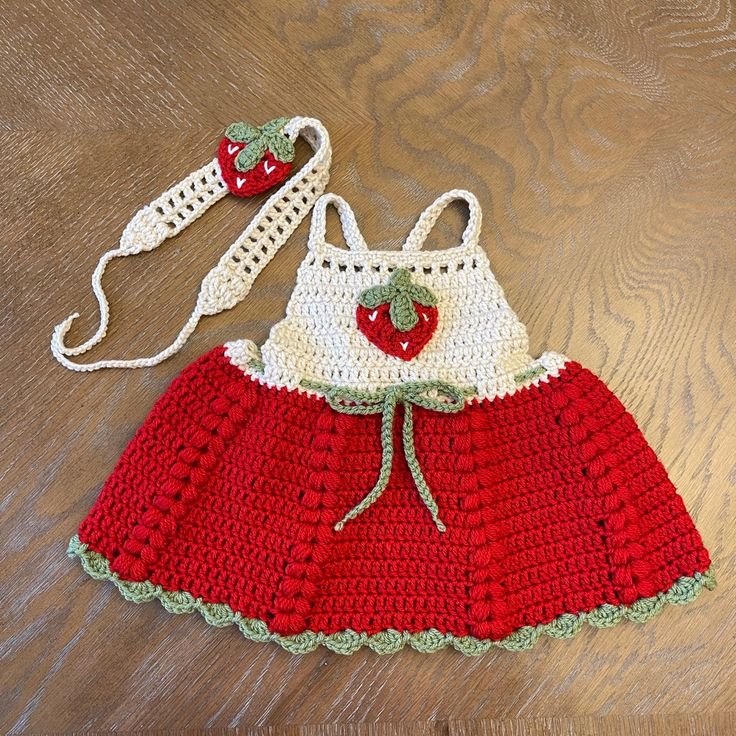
[51, 116, 331, 372]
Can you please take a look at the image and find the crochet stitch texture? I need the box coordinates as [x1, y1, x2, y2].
[66, 184, 714, 653]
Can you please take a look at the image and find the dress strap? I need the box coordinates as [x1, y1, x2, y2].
[307, 192, 368, 252]
[51, 117, 332, 371]
[403, 189, 482, 252]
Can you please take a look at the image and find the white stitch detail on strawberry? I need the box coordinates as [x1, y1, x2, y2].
[217, 118, 295, 198]
[355, 268, 438, 361]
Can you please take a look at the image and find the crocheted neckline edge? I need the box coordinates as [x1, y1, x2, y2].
[68, 535, 715, 656]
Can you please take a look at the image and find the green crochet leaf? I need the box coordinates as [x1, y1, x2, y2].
[358, 284, 397, 309]
[266, 131, 296, 163]
[391, 269, 412, 288]
[235, 137, 268, 172]
[225, 121, 260, 143]
[260, 116, 290, 134]
[358, 269, 437, 332]
[407, 284, 437, 307]
[390, 292, 419, 331]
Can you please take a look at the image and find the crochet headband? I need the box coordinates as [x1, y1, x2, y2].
[51, 116, 331, 371]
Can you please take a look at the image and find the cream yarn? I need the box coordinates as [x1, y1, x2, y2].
[51, 117, 331, 371]
[226, 190, 568, 401]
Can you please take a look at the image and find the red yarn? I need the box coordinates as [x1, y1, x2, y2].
[217, 137, 292, 197]
[356, 302, 438, 360]
[77, 347, 711, 640]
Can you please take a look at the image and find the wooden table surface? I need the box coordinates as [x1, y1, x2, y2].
[1, 1, 735, 734]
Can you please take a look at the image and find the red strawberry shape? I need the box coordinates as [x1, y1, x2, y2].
[217, 118, 294, 197]
[356, 268, 439, 360]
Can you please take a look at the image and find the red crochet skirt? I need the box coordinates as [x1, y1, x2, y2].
[69, 346, 713, 654]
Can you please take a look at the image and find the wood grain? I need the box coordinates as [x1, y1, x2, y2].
[1, 0, 734, 733]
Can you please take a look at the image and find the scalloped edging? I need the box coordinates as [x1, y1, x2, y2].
[67, 535, 716, 655]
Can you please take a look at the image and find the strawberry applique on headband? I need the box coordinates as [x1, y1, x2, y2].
[218, 117, 295, 197]
[356, 268, 438, 360]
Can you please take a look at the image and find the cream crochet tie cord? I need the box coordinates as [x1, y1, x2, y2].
[51, 117, 331, 371]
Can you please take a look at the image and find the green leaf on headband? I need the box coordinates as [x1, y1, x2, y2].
[225, 121, 260, 142]
[235, 138, 268, 172]
[260, 117, 290, 134]
[267, 133, 296, 163]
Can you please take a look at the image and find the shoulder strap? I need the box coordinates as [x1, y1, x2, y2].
[403, 189, 482, 252]
[307, 192, 368, 252]
[51, 117, 331, 371]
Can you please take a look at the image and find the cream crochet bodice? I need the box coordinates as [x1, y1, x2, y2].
[227, 191, 567, 399]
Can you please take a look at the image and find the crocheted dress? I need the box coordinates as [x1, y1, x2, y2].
[67, 185, 714, 655]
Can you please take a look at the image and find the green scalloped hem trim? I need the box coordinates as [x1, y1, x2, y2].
[67, 535, 716, 655]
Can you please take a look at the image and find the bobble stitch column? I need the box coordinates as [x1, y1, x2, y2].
[559, 375, 653, 606]
[110, 362, 257, 582]
[269, 404, 338, 636]
[466, 408, 511, 641]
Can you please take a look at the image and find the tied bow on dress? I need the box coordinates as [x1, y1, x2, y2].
[314, 380, 472, 533]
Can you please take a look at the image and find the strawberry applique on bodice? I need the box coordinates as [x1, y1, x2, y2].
[356, 268, 439, 360]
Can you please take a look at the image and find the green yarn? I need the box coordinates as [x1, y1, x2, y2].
[498, 626, 541, 651]
[544, 612, 584, 639]
[225, 117, 295, 172]
[368, 629, 407, 654]
[238, 364, 473, 532]
[308, 380, 471, 532]
[514, 364, 547, 385]
[224, 121, 260, 143]
[67, 536, 715, 656]
[235, 138, 268, 172]
[627, 595, 666, 623]
[586, 603, 624, 628]
[356, 283, 395, 310]
[160, 590, 198, 615]
[201, 602, 234, 627]
[248, 357, 265, 374]
[358, 268, 437, 332]
[237, 616, 271, 642]
[390, 292, 418, 332]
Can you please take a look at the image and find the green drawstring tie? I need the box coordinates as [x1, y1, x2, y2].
[317, 381, 471, 533]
